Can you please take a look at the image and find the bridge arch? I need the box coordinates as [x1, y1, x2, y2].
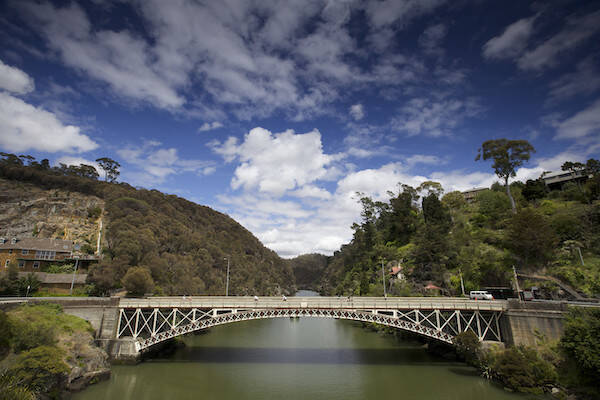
[116, 304, 503, 352]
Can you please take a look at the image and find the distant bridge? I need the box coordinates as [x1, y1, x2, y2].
[2, 296, 583, 361]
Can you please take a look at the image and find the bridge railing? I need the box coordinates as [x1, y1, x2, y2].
[118, 296, 507, 311]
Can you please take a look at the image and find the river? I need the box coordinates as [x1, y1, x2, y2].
[73, 291, 541, 400]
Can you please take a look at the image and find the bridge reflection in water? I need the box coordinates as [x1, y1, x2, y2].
[117, 296, 505, 352]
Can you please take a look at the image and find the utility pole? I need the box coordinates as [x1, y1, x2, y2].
[459, 268, 466, 297]
[381, 259, 387, 298]
[512, 265, 521, 302]
[70, 257, 79, 295]
[224, 257, 230, 296]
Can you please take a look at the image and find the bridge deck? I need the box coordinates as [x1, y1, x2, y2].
[119, 296, 507, 311]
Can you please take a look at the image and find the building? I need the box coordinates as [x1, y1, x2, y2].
[461, 187, 489, 203]
[541, 170, 589, 190]
[389, 266, 405, 281]
[16, 271, 88, 294]
[0, 237, 97, 272]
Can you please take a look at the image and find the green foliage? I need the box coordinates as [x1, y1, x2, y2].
[87, 206, 102, 219]
[0, 311, 12, 359]
[474, 190, 511, 229]
[0, 369, 36, 400]
[453, 331, 481, 366]
[489, 346, 557, 393]
[560, 307, 600, 377]
[506, 208, 557, 269]
[9, 315, 57, 353]
[8, 346, 69, 397]
[44, 263, 75, 274]
[476, 139, 535, 211]
[122, 266, 155, 296]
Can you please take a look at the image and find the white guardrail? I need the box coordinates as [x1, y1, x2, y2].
[118, 296, 508, 311]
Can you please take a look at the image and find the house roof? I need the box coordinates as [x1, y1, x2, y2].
[424, 284, 442, 290]
[390, 266, 402, 274]
[16, 271, 87, 284]
[0, 237, 74, 252]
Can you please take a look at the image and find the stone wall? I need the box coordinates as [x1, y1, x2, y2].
[501, 300, 566, 346]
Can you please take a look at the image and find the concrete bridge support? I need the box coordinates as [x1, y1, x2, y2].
[501, 300, 566, 346]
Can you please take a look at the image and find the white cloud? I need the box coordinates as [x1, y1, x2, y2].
[0, 59, 34, 94]
[211, 127, 343, 196]
[198, 121, 224, 132]
[349, 104, 365, 121]
[19, 2, 184, 109]
[0, 91, 97, 153]
[419, 23, 447, 57]
[553, 99, 600, 141]
[392, 96, 482, 137]
[117, 141, 214, 185]
[482, 15, 537, 60]
[518, 11, 600, 71]
[365, 0, 447, 29]
[548, 56, 600, 102]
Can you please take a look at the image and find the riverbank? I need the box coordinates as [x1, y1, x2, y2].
[0, 303, 110, 399]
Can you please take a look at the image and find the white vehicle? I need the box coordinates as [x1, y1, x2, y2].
[469, 290, 493, 300]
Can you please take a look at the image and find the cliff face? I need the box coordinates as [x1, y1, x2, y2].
[0, 178, 103, 249]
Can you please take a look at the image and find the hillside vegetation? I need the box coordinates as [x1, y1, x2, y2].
[0, 154, 295, 296]
[321, 164, 600, 299]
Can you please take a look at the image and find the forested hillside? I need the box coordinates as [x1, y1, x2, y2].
[321, 159, 600, 299]
[0, 154, 295, 296]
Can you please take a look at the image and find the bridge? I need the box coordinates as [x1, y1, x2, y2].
[1, 296, 575, 362]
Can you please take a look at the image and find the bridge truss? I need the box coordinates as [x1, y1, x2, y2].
[117, 305, 503, 352]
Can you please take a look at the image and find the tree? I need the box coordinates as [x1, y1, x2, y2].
[522, 179, 546, 202]
[476, 139, 535, 213]
[95, 157, 121, 182]
[121, 267, 155, 297]
[506, 208, 557, 269]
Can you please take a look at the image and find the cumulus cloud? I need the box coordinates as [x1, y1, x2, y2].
[349, 104, 365, 121]
[211, 127, 343, 196]
[198, 121, 224, 132]
[482, 15, 537, 60]
[0, 59, 34, 94]
[0, 91, 97, 153]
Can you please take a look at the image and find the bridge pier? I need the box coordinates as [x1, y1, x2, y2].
[501, 300, 566, 346]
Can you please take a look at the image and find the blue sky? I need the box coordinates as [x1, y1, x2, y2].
[0, 0, 599, 257]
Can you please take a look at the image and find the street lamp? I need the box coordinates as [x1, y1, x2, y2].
[224, 257, 230, 296]
[381, 259, 387, 298]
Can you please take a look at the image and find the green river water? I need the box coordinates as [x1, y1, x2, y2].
[73, 291, 543, 400]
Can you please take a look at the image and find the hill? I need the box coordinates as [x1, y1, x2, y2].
[0, 154, 295, 296]
[319, 172, 600, 299]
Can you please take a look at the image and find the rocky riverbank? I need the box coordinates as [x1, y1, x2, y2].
[0, 303, 111, 399]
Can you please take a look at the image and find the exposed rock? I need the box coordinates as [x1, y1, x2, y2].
[0, 178, 104, 249]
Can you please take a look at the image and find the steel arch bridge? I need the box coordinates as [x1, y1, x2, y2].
[117, 297, 506, 352]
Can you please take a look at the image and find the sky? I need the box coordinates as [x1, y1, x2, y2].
[1, 0, 599, 258]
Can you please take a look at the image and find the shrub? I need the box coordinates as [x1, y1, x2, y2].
[0, 311, 12, 359]
[453, 331, 481, 366]
[10, 316, 56, 353]
[560, 307, 600, 377]
[491, 346, 557, 393]
[8, 346, 69, 397]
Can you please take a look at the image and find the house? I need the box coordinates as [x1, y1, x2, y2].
[461, 187, 489, 203]
[17, 272, 88, 295]
[541, 170, 590, 190]
[389, 266, 405, 281]
[0, 237, 97, 272]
